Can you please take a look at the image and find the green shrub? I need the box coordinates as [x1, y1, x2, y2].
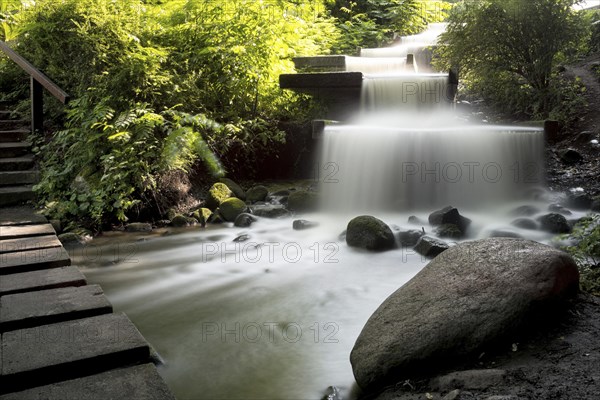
[560, 215, 600, 296]
[1, 0, 338, 228]
[435, 0, 586, 122]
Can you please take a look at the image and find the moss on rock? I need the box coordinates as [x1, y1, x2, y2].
[287, 190, 319, 212]
[246, 185, 269, 203]
[346, 215, 395, 251]
[206, 182, 234, 210]
[219, 197, 247, 222]
[219, 178, 246, 201]
[192, 208, 213, 226]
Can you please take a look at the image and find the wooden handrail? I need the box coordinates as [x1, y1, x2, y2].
[0, 41, 70, 104]
[0, 40, 70, 134]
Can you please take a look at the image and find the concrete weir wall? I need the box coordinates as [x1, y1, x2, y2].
[0, 207, 175, 399]
[279, 56, 458, 121]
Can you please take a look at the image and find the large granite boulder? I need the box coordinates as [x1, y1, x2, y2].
[346, 216, 395, 252]
[350, 238, 579, 392]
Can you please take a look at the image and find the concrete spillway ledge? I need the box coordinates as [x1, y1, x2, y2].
[0, 206, 175, 398]
[279, 69, 458, 121]
[292, 55, 347, 72]
[279, 71, 363, 92]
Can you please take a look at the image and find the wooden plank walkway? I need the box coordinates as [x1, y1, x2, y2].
[0, 206, 175, 399]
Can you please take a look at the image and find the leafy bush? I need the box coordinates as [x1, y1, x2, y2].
[33, 97, 224, 227]
[560, 215, 600, 296]
[0, 0, 337, 227]
[434, 0, 586, 121]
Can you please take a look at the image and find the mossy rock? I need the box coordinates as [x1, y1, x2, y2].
[170, 214, 196, 227]
[219, 177, 246, 201]
[246, 185, 269, 203]
[287, 190, 319, 212]
[192, 208, 213, 226]
[58, 232, 87, 246]
[346, 215, 395, 252]
[125, 222, 152, 233]
[206, 182, 234, 210]
[219, 197, 247, 222]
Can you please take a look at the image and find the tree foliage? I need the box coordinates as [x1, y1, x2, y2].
[435, 0, 586, 119]
[327, 0, 450, 54]
[0, 0, 337, 228]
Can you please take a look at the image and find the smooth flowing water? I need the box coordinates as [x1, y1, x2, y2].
[73, 216, 428, 399]
[74, 22, 556, 400]
[73, 203, 568, 399]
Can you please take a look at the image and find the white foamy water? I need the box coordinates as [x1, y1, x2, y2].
[344, 56, 410, 74]
[360, 74, 451, 111]
[319, 115, 545, 214]
[359, 23, 447, 72]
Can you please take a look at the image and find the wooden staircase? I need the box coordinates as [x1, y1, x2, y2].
[0, 109, 38, 206]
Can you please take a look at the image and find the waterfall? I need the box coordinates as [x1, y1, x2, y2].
[319, 119, 545, 213]
[360, 73, 450, 112]
[319, 23, 545, 214]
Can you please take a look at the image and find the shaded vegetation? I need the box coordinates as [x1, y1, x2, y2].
[561, 215, 600, 296]
[434, 0, 592, 123]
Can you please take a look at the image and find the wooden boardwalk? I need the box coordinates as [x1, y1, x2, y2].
[0, 206, 175, 399]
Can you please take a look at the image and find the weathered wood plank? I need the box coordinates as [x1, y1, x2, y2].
[0, 266, 86, 297]
[0, 313, 150, 393]
[0, 246, 70, 275]
[0, 284, 113, 332]
[0, 235, 61, 255]
[0, 363, 176, 400]
[0, 224, 55, 240]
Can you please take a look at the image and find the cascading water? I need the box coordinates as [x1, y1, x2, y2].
[320, 120, 545, 213]
[75, 23, 559, 400]
[320, 24, 545, 214]
[359, 23, 448, 72]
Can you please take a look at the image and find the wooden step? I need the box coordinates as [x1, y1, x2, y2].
[0, 245, 70, 275]
[0, 266, 86, 296]
[0, 234, 62, 255]
[0, 363, 176, 400]
[0, 313, 151, 394]
[0, 223, 56, 240]
[0, 110, 19, 119]
[0, 185, 35, 207]
[0, 119, 28, 130]
[0, 170, 39, 186]
[0, 129, 29, 142]
[0, 284, 113, 332]
[0, 155, 34, 171]
[0, 142, 31, 158]
[0, 206, 47, 226]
